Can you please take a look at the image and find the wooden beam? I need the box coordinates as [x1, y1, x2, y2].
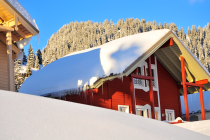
[0, 33, 20, 54]
[16, 28, 26, 38]
[147, 56, 155, 119]
[0, 11, 9, 21]
[130, 76, 136, 114]
[195, 79, 208, 85]
[159, 37, 173, 49]
[0, 25, 14, 31]
[181, 56, 190, 121]
[182, 82, 204, 87]
[199, 87, 206, 120]
[6, 31, 15, 91]
[162, 49, 195, 94]
[131, 74, 154, 80]
[11, 32, 20, 42]
[8, 20, 21, 28]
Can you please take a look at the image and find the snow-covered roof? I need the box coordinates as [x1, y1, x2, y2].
[7, 0, 39, 30]
[0, 90, 209, 140]
[19, 29, 171, 95]
[19, 29, 210, 96]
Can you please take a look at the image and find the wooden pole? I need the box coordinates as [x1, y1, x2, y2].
[199, 87, 206, 120]
[180, 56, 190, 121]
[130, 76, 136, 114]
[147, 56, 155, 119]
[6, 31, 14, 91]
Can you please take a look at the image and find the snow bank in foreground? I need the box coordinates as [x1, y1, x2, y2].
[180, 91, 210, 114]
[175, 120, 210, 137]
[19, 29, 170, 96]
[0, 90, 209, 140]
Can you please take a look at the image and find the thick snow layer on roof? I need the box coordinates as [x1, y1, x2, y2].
[180, 91, 210, 114]
[0, 90, 209, 140]
[7, 0, 39, 30]
[19, 29, 170, 96]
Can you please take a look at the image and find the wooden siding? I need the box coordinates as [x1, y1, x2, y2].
[157, 59, 182, 120]
[64, 55, 181, 121]
[0, 40, 8, 90]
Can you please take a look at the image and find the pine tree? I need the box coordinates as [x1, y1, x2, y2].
[36, 49, 42, 65]
[28, 45, 35, 68]
[14, 59, 22, 91]
[35, 55, 40, 70]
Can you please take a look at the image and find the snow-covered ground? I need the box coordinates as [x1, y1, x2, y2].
[180, 91, 210, 114]
[175, 120, 210, 137]
[19, 62, 42, 74]
[0, 90, 209, 140]
[19, 29, 171, 96]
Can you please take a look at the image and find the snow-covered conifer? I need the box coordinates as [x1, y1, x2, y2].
[35, 55, 40, 70]
[27, 45, 35, 68]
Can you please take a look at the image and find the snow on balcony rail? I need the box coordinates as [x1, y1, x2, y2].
[7, 0, 39, 30]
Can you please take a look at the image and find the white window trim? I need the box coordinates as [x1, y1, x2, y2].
[155, 107, 161, 121]
[118, 105, 130, 113]
[165, 109, 175, 121]
[133, 56, 162, 121]
[136, 104, 151, 118]
[134, 61, 158, 91]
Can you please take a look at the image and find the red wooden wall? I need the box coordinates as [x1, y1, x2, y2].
[157, 60, 181, 120]
[62, 56, 181, 121]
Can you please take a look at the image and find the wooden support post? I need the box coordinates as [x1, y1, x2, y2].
[147, 56, 155, 119]
[199, 87, 206, 120]
[6, 31, 15, 91]
[180, 56, 190, 121]
[130, 76, 136, 114]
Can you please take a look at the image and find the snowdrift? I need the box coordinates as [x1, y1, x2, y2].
[0, 90, 209, 140]
[19, 29, 170, 96]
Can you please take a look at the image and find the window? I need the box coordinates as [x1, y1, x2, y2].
[146, 68, 154, 77]
[136, 104, 151, 118]
[118, 105, 129, 113]
[138, 67, 141, 75]
[155, 107, 160, 120]
[165, 109, 175, 121]
[136, 109, 150, 118]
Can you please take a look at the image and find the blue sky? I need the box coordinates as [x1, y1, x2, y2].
[18, 0, 209, 55]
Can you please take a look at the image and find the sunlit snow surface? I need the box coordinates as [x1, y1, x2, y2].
[0, 90, 209, 140]
[19, 30, 170, 96]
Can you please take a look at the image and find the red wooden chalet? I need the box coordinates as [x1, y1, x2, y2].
[63, 31, 209, 121]
[21, 30, 210, 122]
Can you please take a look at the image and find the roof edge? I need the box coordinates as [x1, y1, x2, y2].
[3, 0, 39, 34]
[124, 30, 173, 76]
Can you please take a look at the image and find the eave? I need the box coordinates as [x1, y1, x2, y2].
[123, 30, 210, 94]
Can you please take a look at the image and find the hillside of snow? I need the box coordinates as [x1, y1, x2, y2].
[0, 90, 209, 140]
[19, 62, 42, 74]
[19, 29, 170, 96]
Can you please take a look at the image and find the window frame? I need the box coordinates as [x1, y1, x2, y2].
[136, 104, 151, 118]
[118, 105, 130, 113]
[165, 109, 175, 121]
